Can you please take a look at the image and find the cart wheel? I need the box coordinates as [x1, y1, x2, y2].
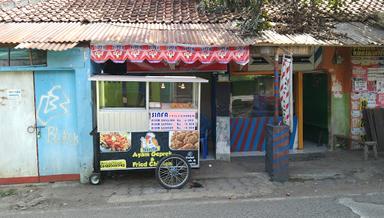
[89, 173, 101, 185]
[156, 154, 191, 189]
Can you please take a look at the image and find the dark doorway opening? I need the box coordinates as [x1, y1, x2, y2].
[303, 73, 329, 147]
[200, 75, 217, 159]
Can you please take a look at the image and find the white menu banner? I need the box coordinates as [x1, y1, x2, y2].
[150, 111, 196, 131]
[353, 78, 367, 92]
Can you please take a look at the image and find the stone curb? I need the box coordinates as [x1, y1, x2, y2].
[108, 191, 263, 204]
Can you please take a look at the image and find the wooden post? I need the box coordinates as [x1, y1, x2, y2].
[295, 72, 304, 150]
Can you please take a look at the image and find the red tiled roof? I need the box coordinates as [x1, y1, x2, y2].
[0, 0, 383, 24]
[0, 0, 236, 23]
[265, 0, 384, 22]
[0, 0, 383, 50]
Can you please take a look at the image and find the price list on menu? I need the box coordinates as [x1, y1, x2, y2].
[150, 111, 196, 131]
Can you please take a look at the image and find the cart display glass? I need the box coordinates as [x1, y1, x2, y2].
[149, 82, 198, 109]
[98, 81, 146, 108]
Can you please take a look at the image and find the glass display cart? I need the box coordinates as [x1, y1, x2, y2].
[89, 75, 207, 189]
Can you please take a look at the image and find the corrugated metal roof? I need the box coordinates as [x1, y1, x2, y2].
[333, 22, 384, 46]
[248, 30, 334, 46]
[0, 22, 246, 47]
[246, 22, 384, 46]
[15, 42, 78, 51]
[0, 21, 383, 50]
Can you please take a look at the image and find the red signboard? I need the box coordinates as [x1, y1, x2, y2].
[91, 44, 249, 65]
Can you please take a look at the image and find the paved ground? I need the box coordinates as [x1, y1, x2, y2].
[2, 192, 384, 218]
[0, 150, 383, 216]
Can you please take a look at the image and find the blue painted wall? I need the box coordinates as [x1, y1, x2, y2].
[0, 48, 93, 183]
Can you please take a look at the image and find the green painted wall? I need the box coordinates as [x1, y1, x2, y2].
[330, 94, 350, 136]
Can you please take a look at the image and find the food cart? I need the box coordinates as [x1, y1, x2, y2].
[89, 75, 208, 189]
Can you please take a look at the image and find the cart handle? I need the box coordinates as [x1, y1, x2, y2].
[89, 127, 98, 136]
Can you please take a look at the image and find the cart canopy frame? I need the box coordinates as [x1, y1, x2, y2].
[89, 75, 208, 83]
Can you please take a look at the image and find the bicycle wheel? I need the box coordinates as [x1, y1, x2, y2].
[156, 154, 191, 189]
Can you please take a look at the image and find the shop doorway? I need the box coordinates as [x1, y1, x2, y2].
[303, 73, 329, 147]
[200, 75, 216, 159]
[230, 74, 280, 153]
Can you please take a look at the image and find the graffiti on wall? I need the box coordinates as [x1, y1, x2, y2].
[331, 75, 342, 98]
[47, 126, 79, 145]
[36, 85, 69, 125]
[36, 85, 78, 145]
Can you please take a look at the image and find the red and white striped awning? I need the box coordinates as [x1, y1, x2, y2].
[90, 44, 249, 65]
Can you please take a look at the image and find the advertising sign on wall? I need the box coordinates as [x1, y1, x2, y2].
[352, 48, 384, 57]
[353, 78, 368, 92]
[377, 77, 384, 93]
[6, 89, 22, 100]
[350, 53, 384, 148]
[364, 92, 377, 109]
[377, 94, 384, 108]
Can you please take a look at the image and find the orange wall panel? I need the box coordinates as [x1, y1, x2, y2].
[318, 47, 352, 93]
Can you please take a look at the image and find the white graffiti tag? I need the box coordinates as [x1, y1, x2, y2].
[47, 126, 79, 145]
[59, 93, 70, 114]
[37, 85, 70, 126]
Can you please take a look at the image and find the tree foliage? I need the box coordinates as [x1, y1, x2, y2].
[199, 0, 268, 33]
[199, 0, 354, 37]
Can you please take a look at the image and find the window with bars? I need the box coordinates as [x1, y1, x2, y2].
[231, 75, 282, 118]
[0, 48, 47, 66]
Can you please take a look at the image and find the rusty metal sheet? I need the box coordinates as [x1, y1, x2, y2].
[0, 22, 247, 47]
[247, 30, 333, 46]
[333, 22, 384, 46]
[0, 21, 383, 51]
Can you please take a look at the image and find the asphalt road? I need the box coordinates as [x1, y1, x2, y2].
[2, 193, 384, 218]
